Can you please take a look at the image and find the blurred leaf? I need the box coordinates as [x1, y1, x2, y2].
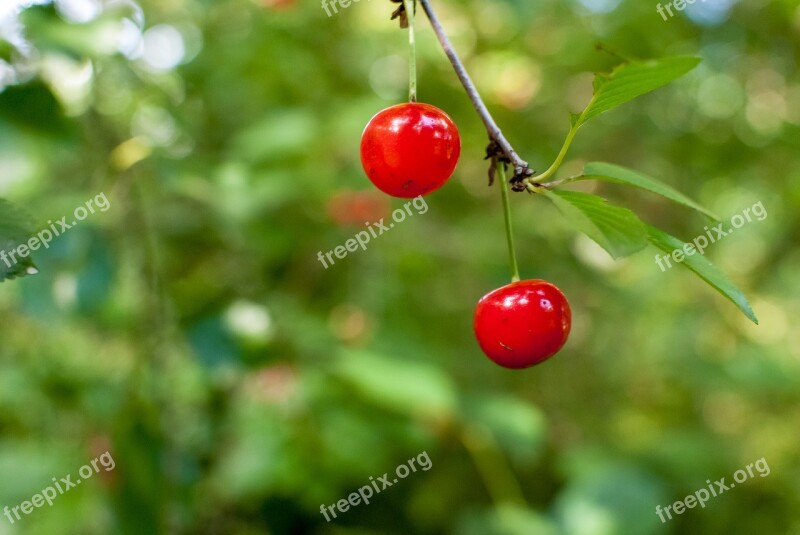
[187, 316, 241, 369]
[19, 4, 122, 58]
[645, 224, 758, 323]
[113, 419, 168, 535]
[230, 109, 317, 163]
[463, 395, 547, 464]
[541, 190, 648, 259]
[0, 39, 14, 61]
[572, 56, 700, 128]
[581, 162, 718, 219]
[0, 443, 74, 501]
[75, 230, 114, 311]
[0, 81, 72, 138]
[334, 350, 457, 418]
[213, 409, 292, 499]
[458, 505, 558, 535]
[554, 461, 668, 535]
[0, 199, 37, 282]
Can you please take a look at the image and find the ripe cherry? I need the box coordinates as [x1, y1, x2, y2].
[360, 102, 460, 198]
[474, 279, 571, 369]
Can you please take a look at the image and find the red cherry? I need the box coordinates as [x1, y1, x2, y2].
[473, 279, 571, 369]
[360, 102, 460, 198]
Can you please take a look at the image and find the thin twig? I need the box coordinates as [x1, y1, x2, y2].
[417, 0, 533, 186]
[403, 0, 417, 102]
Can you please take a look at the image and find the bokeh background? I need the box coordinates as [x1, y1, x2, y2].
[0, 0, 798, 533]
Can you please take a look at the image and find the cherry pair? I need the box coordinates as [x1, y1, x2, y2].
[359, 102, 570, 368]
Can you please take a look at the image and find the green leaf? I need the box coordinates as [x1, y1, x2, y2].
[582, 162, 718, 219]
[0, 199, 38, 283]
[573, 56, 701, 129]
[541, 190, 648, 259]
[645, 224, 758, 324]
[334, 350, 458, 418]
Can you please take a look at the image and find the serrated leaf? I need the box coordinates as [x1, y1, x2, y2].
[582, 162, 718, 219]
[0, 199, 38, 282]
[573, 56, 700, 129]
[542, 190, 648, 259]
[645, 224, 758, 323]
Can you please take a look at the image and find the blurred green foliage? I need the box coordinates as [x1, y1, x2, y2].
[0, 0, 798, 533]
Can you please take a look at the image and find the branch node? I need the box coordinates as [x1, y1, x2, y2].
[484, 140, 510, 186]
[417, 0, 535, 191]
[390, 0, 412, 28]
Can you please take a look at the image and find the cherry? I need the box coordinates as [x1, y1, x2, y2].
[473, 279, 571, 369]
[360, 102, 460, 198]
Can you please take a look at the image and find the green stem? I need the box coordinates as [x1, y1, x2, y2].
[529, 174, 582, 191]
[403, 0, 417, 102]
[529, 124, 580, 184]
[498, 162, 520, 283]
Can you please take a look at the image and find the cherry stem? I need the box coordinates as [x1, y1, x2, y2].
[417, 0, 532, 180]
[403, 0, 417, 102]
[498, 162, 521, 283]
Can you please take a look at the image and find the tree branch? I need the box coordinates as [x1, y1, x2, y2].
[417, 0, 534, 187]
